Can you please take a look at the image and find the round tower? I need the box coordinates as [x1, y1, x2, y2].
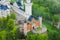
[24, 22, 27, 36]
[39, 16, 42, 28]
[25, 0, 32, 19]
[21, 0, 24, 5]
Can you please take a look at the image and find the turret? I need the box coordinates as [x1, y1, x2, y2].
[26, 0, 31, 3]
[21, 0, 24, 5]
[39, 16, 42, 28]
[25, 0, 32, 19]
[24, 22, 27, 36]
[21, 0, 24, 9]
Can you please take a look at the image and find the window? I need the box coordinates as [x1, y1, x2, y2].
[18, 21, 22, 24]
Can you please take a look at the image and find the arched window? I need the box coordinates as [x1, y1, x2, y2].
[18, 21, 22, 24]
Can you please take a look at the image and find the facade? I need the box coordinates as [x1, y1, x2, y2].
[13, 0, 32, 20]
[0, 0, 10, 17]
[21, 16, 42, 35]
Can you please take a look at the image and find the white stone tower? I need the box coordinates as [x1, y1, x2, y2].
[21, 0, 24, 9]
[39, 17, 42, 28]
[24, 23, 27, 36]
[25, 0, 32, 19]
[21, 0, 24, 5]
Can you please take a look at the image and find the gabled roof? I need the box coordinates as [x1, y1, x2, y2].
[16, 1, 25, 12]
[16, 1, 22, 6]
[0, 5, 8, 10]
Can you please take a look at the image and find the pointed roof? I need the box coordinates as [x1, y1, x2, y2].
[16, 1, 22, 6]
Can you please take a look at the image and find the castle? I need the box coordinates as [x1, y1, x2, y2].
[0, 0, 42, 35]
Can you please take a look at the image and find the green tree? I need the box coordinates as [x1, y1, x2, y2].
[52, 14, 59, 25]
[10, 11, 16, 19]
[10, 0, 16, 3]
[0, 13, 20, 40]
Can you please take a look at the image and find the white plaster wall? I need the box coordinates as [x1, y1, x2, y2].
[13, 2, 19, 8]
[26, 0, 31, 3]
[24, 23, 27, 36]
[6, 9, 10, 15]
[25, 3, 32, 16]
[39, 17, 42, 28]
[0, 9, 10, 18]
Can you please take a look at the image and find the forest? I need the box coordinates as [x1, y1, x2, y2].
[32, 0, 60, 23]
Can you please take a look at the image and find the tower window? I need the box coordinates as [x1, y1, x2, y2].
[18, 21, 21, 24]
[27, 23, 29, 25]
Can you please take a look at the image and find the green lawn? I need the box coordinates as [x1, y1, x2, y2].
[36, 27, 42, 30]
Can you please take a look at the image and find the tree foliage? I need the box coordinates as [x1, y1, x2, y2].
[0, 13, 20, 40]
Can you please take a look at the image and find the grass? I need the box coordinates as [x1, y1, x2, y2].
[36, 27, 42, 30]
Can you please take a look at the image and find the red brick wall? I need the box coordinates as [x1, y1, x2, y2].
[27, 18, 40, 31]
